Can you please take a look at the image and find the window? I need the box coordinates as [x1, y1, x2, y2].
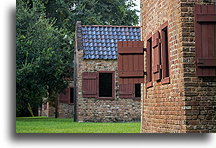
[149, 22, 170, 85]
[82, 72, 115, 99]
[119, 83, 141, 100]
[146, 37, 153, 88]
[70, 87, 74, 104]
[99, 73, 113, 97]
[161, 27, 169, 79]
[135, 84, 141, 98]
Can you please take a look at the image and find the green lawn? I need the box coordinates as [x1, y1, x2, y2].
[16, 117, 140, 133]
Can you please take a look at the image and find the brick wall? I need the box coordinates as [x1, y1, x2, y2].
[141, 0, 186, 133]
[58, 103, 74, 118]
[75, 54, 141, 122]
[141, 0, 215, 133]
[41, 102, 55, 117]
[74, 22, 141, 122]
[180, 0, 216, 133]
[41, 101, 74, 118]
[41, 81, 75, 118]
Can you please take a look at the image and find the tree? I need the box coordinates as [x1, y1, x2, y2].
[41, 0, 139, 32]
[73, 0, 139, 25]
[16, 0, 72, 117]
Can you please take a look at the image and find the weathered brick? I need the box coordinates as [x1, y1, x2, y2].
[141, 0, 216, 133]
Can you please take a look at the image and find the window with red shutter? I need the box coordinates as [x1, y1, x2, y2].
[59, 88, 70, 104]
[118, 41, 145, 84]
[82, 72, 98, 98]
[82, 72, 115, 99]
[119, 83, 141, 100]
[152, 31, 162, 81]
[146, 36, 153, 88]
[195, 4, 216, 76]
[160, 22, 170, 84]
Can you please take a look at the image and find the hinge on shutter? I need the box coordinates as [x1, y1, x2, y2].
[143, 48, 147, 52]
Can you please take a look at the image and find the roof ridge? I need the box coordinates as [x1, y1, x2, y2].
[81, 25, 140, 28]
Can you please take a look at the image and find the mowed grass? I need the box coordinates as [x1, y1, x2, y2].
[16, 117, 140, 133]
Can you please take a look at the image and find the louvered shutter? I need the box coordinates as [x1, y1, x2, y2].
[118, 41, 144, 84]
[195, 4, 216, 76]
[152, 31, 162, 81]
[82, 72, 98, 98]
[59, 88, 70, 104]
[119, 84, 134, 98]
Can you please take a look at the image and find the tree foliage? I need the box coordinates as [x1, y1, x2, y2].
[42, 0, 139, 32]
[16, 0, 72, 116]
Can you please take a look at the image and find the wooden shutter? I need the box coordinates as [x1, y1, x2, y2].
[195, 4, 216, 76]
[119, 84, 134, 98]
[43, 103, 47, 110]
[146, 37, 152, 84]
[82, 72, 98, 98]
[152, 31, 162, 81]
[118, 41, 144, 84]
[160, 22, 170, 83]
[59, 88, 70, 104]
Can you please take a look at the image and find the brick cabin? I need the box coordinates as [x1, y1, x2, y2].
[135, 0, 215, 133]
[40, 79, 75, 118]
[74, 22, 142, 122]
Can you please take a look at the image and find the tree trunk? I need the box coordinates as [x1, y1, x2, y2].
[27, 103, 34, 117]
[55, 95, 59, 118]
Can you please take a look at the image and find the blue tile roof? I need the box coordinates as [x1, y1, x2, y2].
[81, 25, 141, 59]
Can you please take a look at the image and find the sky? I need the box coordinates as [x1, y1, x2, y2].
[134, 0, 140, 12]
[134, 0, 141, 24]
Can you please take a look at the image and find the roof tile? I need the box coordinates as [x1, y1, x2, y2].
[81, 25, 141, 59]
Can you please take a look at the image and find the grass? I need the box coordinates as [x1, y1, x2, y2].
[16, 117, 140, 133]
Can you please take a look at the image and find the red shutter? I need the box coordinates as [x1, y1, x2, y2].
[152, 31, 162, 81]
[59, 88, 70, 104]
[82, 72, 98, 98]
[160, 22, 170, 81]
[146, 37, 152, 84]
[43, 103, 47, 110]
[119, 84, 134, 98]
[118, 41, 144, 84]
[195, 4, 216, 76]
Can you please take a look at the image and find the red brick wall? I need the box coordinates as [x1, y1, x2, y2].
[180, 0, 216, 133]
[141, 0, 216, 133]
[141, 0, 186, 133]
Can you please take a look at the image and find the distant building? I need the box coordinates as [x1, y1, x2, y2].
[40, 79, 74, 118]
[74, 22, 142, 122]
